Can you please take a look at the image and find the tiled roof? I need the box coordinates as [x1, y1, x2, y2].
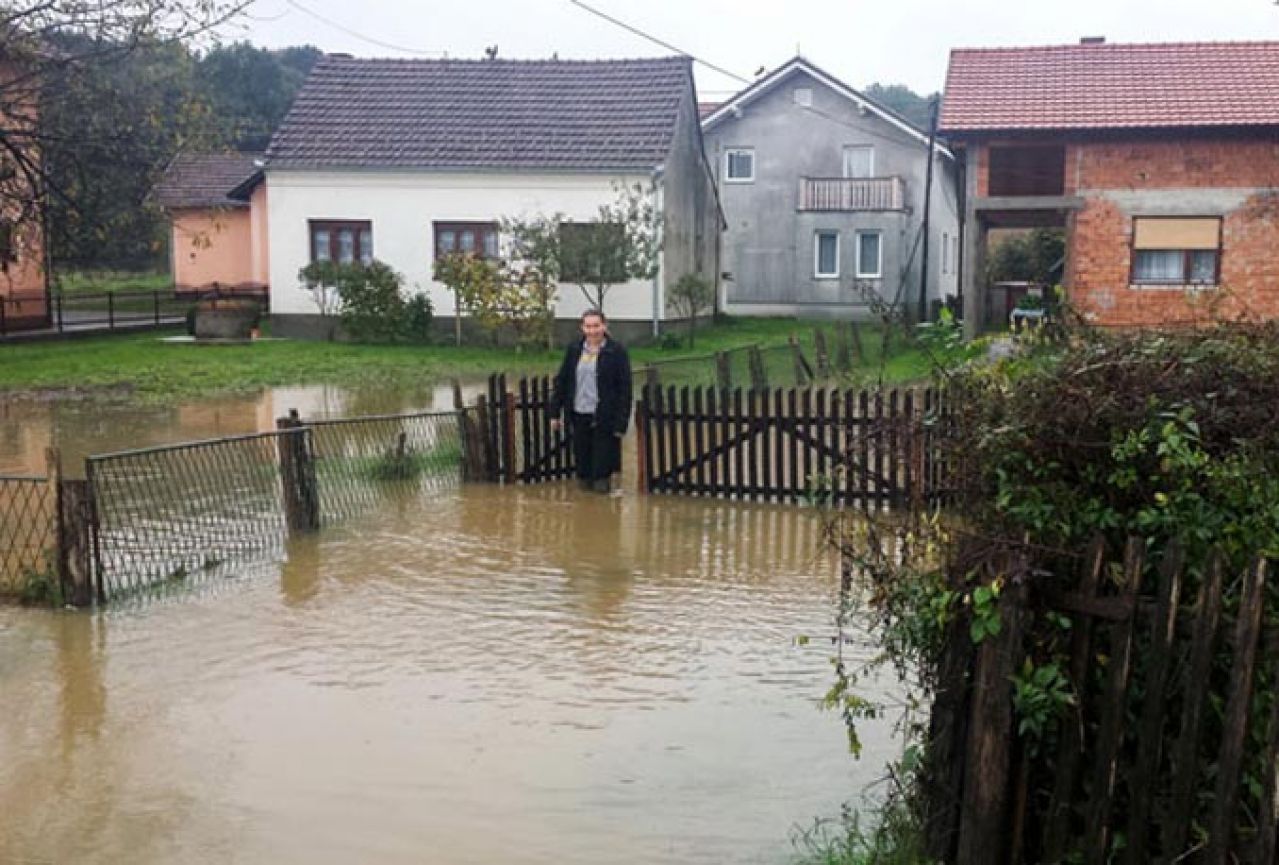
[265, 55, 691, 172]
[940, 41, 1279, 134]
[697, 101, 722, 120]
[152, 152, 263, 208]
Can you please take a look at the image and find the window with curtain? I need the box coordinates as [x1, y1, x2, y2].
[815, 231, 839, 278]
[309, 220, 373, 264]
[1131, 217, 1221, 285]
[434, 222, 499, 261]
[856, 231, 882, 278]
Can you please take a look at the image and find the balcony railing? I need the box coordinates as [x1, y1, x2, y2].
[798, 176, 905, 212]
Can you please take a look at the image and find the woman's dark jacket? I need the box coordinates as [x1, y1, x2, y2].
[550, 337, 633, 435]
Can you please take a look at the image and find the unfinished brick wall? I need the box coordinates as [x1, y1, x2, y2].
[976, 136, 1279, 326]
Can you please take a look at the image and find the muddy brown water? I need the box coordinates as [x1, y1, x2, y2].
[0, 385, 901, 864]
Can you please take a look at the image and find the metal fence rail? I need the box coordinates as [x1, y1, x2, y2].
[86, 431, 295, 598]
[0, 476, 56, 599]
[305, 410, 465, 522]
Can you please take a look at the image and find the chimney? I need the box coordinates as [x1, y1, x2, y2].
[1080, 36, 1105, 45]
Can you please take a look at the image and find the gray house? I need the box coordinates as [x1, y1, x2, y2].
[702, 57, 960, 319]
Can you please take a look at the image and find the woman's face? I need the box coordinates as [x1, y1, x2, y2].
[580, 315, 606, 343]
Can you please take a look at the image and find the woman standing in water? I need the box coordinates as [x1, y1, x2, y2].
[550, 309, 633, 492]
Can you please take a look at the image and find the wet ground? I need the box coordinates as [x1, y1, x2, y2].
[0, 383, 900, 863]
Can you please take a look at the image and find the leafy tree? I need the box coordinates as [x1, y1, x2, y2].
[0, 0, 250, 270]
[500, 212, 563, 350]
[558, 182, 661, 313]
[433, 251, 547, 349]
[862, 83, 937, 131]
[668, 273, 713, 348]
[196, 43, 321, 150]
[986, 228, 1066, 287]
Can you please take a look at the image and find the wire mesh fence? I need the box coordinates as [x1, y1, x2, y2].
[0, 476, 57, 600]
[306, 410, 465, 522]
[86, 431, 295, 599]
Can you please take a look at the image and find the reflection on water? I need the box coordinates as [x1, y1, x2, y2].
[0, 380, 471, 477]
[0, 484, 898, 865]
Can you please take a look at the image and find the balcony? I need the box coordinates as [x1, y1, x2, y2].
[798, 177, 905, 212]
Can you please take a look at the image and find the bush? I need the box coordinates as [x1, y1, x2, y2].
[298, 260, 425, 344]
[403, 293, 433, 344]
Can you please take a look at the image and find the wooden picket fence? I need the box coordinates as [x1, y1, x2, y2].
[474, 374, 576, 484]
[924, 537, 1279, 865]
[635, 384, 951, 506]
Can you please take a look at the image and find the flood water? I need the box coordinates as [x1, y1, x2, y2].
[0, 384, 900, 864]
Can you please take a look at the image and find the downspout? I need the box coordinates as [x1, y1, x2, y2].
[651, 166, 664, 339]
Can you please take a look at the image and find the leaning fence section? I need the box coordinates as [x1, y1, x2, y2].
[479, 374, 575, 485]
[636, 383, 949, 507]
[304, 409, 466, 522]
[0, 475, 57, 600]
[921, 538, 1279, 865]
[86, 431, 294, 598]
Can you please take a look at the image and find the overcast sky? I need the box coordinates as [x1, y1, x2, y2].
[230, 0, 1279, 98]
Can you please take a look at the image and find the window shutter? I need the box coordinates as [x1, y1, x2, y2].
[1133, 218, 1220, 250]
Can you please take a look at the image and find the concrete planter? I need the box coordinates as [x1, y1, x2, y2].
[194, 299, 261, 340]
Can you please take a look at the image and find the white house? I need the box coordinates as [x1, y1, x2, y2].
[247, 54, 720, 341]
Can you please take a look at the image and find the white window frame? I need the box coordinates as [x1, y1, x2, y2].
[814, 230, 840, 279]
[724, 148, 755, 183]
[855, 230, 883, 279]
[843, 145, 875, 179]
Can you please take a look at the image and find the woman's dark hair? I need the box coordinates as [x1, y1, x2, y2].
[580, 309, 607, 324]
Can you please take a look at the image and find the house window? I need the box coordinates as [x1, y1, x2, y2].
[725, 148, 755, 183]
[1131, 217, 1221, 285]
[793, 87, 813, 107]
[843, 146, 874, 179]
[855, 231, 882, 278]
[434, 221, 499, 261]
[559, 221, 627, 284]
[310, 220, 372, 264]
[814, 231, 840, 278]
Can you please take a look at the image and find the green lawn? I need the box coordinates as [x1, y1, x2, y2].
[0, 317, 955, 403]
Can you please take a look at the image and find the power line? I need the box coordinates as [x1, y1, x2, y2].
[283, 0, 445, 57]
[567, 0, 752, 85]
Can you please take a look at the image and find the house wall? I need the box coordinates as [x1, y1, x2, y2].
[264, 169, 663, 330]
[971, 136, 1279, 326]
[250, 183, 269, 285]
[169, 207, 257, 289]
[702, 68, 960, 319]
[660, 84, 721, 322]
[0, 59, 45, 309]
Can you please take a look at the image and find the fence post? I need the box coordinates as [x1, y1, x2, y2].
[56, 292, 64, 332]
[789, 336, 807, 386]
[635, 398, 649, 494]
[0, 298, 6, 336]
[502, 390, 517, 485]
[645, 365, 659, 391]
[276, 409, 320, 533]
[107, 292, 115, 330]
[848, 321, 865, 363]
[813, 328, 830, 379]
[955, 575, 1030, 865]
[748, 345, 767, 392]
[715, 351, 732, 391]
[153, 291, 161, 325]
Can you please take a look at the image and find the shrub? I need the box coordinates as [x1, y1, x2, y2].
[298, 260, 415, 343]
[403, 293, 434, 344]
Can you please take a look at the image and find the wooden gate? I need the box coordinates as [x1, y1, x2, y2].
[635, 384, 948, 506]
[482, 374, 576, 484]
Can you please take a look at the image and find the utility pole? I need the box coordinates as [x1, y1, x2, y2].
[917, 96, 939, 324]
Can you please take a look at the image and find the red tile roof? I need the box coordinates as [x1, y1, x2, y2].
[939, 41, 1279, 134]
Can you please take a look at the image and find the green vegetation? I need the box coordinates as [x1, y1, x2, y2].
[55, 270, 171, 293]
[0, 318, 953, 404]
[791, 797, 929, 865]
[827, 320, 1279, 862]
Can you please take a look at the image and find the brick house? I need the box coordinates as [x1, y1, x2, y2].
[940, 40, 1279, 334]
